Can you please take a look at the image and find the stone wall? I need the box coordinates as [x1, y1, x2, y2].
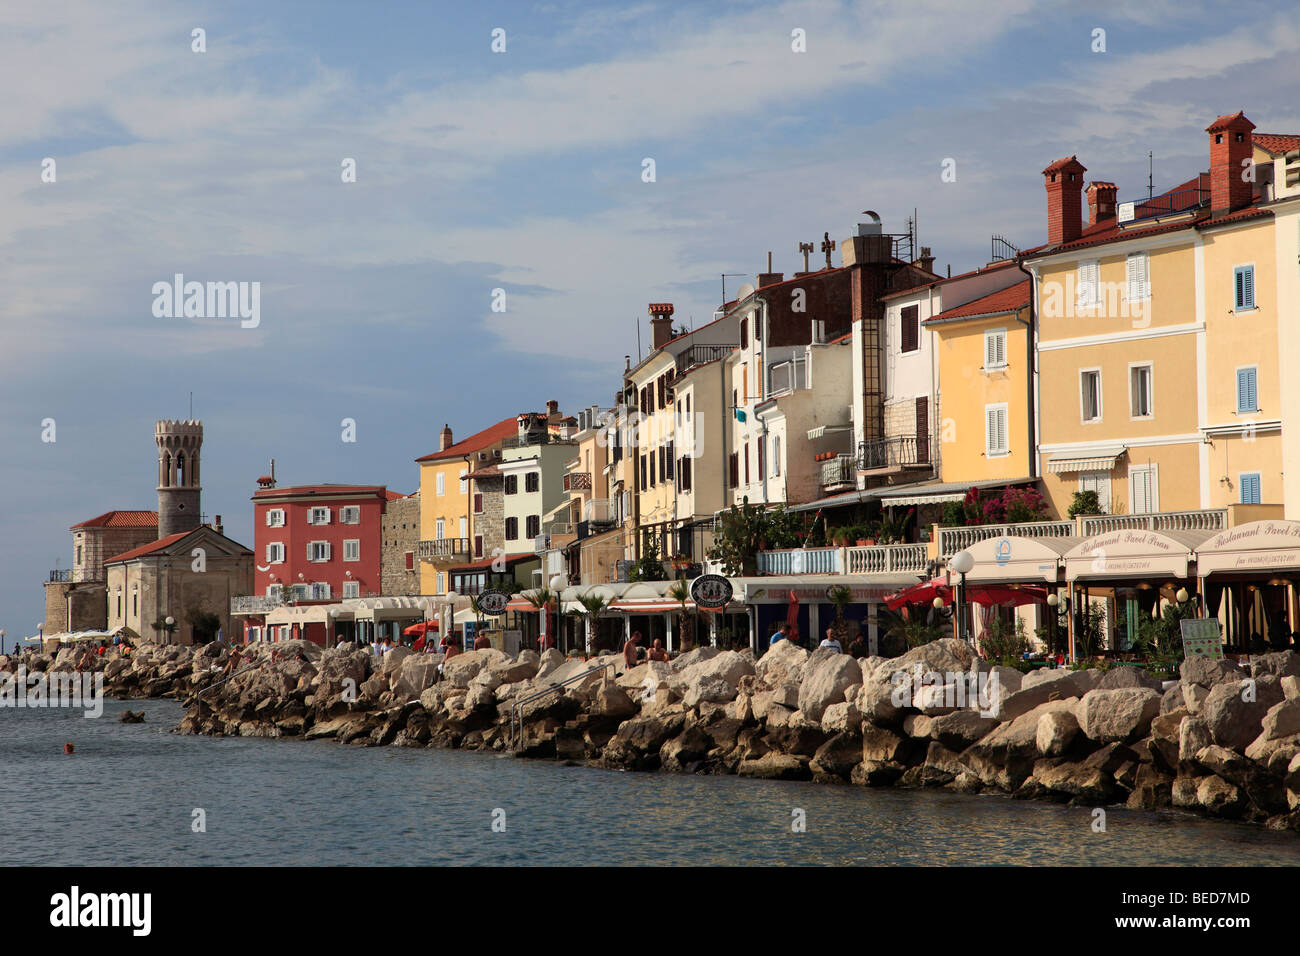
[474, 476, 505, 560]
[381, 495, 420, 595]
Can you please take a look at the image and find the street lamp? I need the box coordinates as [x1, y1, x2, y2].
[948, 551, 974, 644]
[1175, 587, 1190, 604]
[446, 590, 460, 649]
[0, 629, 5, 655]
[38, 622, 44, 648]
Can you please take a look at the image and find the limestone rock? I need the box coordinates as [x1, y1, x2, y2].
[809, 731, 862, 781]
[998, 669, 1099, 723]
[592, 680, 638, 717]
[858, 679, 904, 726]
[873, 638, 975, 687]
[930, 710, 1000, 751]
[534, 648, 566, 681]
[1197, 775, 1247, 818]
[737, 752, 811, 781]
[1036, 709, 1081, 757]
[1159, 682, 1186, 715]
[1076, 688, 1161, 744]
[670, 646, 721, 673]
[797, 653, 862, 722]
[683, 675, 738, 710]
[755, 640, 809, 687]
[1201, 676, 1285, 752]
[393, 654, 441, 699]
[1180, 656, 1246, 690]
[1177, 716, 1214, 767]
[1261, 698, 1300, 741]
[380, 646, 413, 675]
[959, 698, 1078, 791]
[1097, 666, 1164, 691]
[1247, 651, 1300, 681]
[820, 700, 861, 734]
[861, 723, 911, 763]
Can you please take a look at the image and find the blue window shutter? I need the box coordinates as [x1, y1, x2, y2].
[1240, 474, 1261, 505]
[1248, 369, 1257, 411]
[1235, 266, 1255, 309]
[1237, 368, 1257, 412]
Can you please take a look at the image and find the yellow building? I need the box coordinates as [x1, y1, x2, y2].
[1026, 113, 1292, 520]
[414, 417, 516, 595]
[928, 279, 1032, 484]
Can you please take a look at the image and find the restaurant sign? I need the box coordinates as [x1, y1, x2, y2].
[1065, 529, 1190, 581]
[1179, 618, 1224, 661]
[1196, 520, 1300, 575]
[477, 589, 510, 616]
[690, 574, 734, 609]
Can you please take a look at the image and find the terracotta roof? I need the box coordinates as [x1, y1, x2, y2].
[926, 280, 1031, 324]
[1206, 112, 1254, 132]
[71, 510, 158, 530]
[882, 258, 1020, 300]
[416, 417, 517, 463]
[465, 463, 502, 479]
[826, 331, 853, 344]
[384, 490, 405, 501]
[252, 484, 390, 499]
[104, 531, 191, 563]
[1255, 133, 1300, 155]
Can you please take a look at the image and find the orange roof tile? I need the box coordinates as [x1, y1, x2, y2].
[71, 510, 158, 530]
[105, 531, 191, 564]
[416, 417, 518, 463]
[1255, 133, 1300, 155]
[926, 280, 1031, 323]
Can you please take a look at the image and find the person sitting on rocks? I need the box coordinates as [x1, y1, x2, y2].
[770, 623, 790, 647]
[647, 638, 669, 663]
[444, 637, 461, 660]
[819, 627, 843, 653]
[622, 631, 641, 671]
[473, 632, 491, 651]
[222, 646, 244, 676]
[847, 627, 868, 659]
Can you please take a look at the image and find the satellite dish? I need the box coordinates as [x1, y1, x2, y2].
[735, 282, 755, 301]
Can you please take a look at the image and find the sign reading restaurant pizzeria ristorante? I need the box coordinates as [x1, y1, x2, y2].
[691, 574, 733, 609]
[477, 589, 510, 616]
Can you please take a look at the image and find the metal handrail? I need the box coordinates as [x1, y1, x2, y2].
[509, 660, 615, 749]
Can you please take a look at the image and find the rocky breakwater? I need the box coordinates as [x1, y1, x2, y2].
[154, 638, 1300, 831]
[0, 641, 229, 700]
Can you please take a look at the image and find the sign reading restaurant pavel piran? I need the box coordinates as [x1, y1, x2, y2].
[1197, 521, 1300, 574]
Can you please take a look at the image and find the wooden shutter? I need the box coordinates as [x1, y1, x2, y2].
[1237, 367, 1258, 412]
[901, 305, 919, 352]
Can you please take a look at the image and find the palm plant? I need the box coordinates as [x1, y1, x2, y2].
[828, 585, 853, 644]
[668, 577, 694, 650]
[523, 587, 557, 649]
[575, 592, 610, 655]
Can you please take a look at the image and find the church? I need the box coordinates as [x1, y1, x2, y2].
[52, 420, 254, 645]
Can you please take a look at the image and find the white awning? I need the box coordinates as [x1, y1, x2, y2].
[884, 491, 967, 506]
[1045, 446, 1126, 474]
[806, 423, 853, 440]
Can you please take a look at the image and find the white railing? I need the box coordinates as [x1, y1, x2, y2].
[845, 543, 928, 574]
[936, 521, 1074, 558]
[820, 455, 855, 486]
[757, 547, 841, 575]
[418, 538, 470, 561]
[1079, 509, 1228, 535]
[231, 595, 284, 614]
[584, 498, 615, 524]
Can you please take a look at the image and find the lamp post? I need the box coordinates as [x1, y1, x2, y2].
[446, 590, 460, 650]
[165, 615, 176, 645]
[38, 621, 45, 649]
[550, 575, 567, 652]
[0, 629, 5, 655]
[948, 551, 974, 645]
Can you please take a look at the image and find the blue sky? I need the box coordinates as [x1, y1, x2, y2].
[1, 0, 1297, 640]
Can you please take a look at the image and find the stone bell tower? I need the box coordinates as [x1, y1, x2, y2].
[156, 420, 203, 538]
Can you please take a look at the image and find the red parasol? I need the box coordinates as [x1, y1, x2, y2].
[402, 620, 439, 636]
[886, 578, 1047, 610]
[786, 590, 800, 643]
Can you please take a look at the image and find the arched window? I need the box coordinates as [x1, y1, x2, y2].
[162, 452, 172, 486]
[176, 452, 186, 486]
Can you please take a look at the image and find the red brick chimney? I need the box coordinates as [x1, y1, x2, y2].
[545, 400, 559, 418]
[648, 303, 675, 349]
[440, 424, 453, 451]
[1085, 181, 1118, 227]
[1043, 156, 1087, 245]
[1205, 112, 1255, 216]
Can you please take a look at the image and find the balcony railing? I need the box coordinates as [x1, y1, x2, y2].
[820, 455, 856, 487]
[845, 543, 928, 575]
[502, 434, 577, 449]
[675, 344, 733, 376]
[757, 547, 841, 575]
[858, 435, 930, 470]
[418, 538, 471, 562]
[231, 595, 285, 614]
[584, 498, 616, 525]
[48, 569, 104, 584]
[1079, 509, 1228, 536]
[564, 472, 592, 492]
[936, 520, 1075, 558]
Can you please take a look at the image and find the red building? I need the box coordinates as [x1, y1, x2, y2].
[251, 480, 401, 604]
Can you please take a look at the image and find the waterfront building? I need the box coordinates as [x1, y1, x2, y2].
[44, 510, 158, 635]
[380, 491, 421, 596]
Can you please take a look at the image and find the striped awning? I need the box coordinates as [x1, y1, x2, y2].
[1045, 447, 1126, 474]
[806, 423, 852, 440]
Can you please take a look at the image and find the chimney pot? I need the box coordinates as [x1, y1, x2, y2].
[1205, 112, 1256, 215]
[648, 302, 675, 349]
[1086, 181, 1119, 227]
[440, 424, 453, 451]
[546, 400, 559, 416]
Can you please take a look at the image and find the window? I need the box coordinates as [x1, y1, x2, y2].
[1129, 465, 1159, 514]
[1126, 253, 1150, 302]
[525, 472, 539, 493]
[1239, 472, 1262, 505]
[757, 438, 765, 479]
[1237, 367, 1259, 412]
[132, 593, 137, 618]
[436, 572, 445, 594]
[900, 305, 920, 353]
[985, 404, 1009, 456]
[504, 474, 518, 495]
[728, 452, 739, 489]
[436, 473, 445, 496]
[267, 584, 284, 601]
[1078, 471, 1111, 513]
[473, 493, 483, 514]
[312, 582, 331, 600]
[984, 329, 1007, 370]
[116, 594, 121, 618]
[340, 506, 361, 524]
[309, 507, 330, 525]
[343, 581, 360, 599]
[474, 535, 483, 558]
[308, 541, 330, 562]
[459, 470, 468, 494]
[743, 442, 751, 484]
[740, 317, 747, 347]
[404, 552, 414, 571]
[773, 436, 781, 476]
[76, 545, 82, 564]
[505, 517, 518, 540]
[343, 539, 360, 562]
[265, 508, 285, 528]
[435, 517, 445, 539]
[640, 454, 647, 489]
[1234, 265, 1255, 311]
[265, 542, 285, 564]
[679, 456, 692, 491]
[526, 515, 540, 539]
[1129, 364, 1153, 419]
[1080, 369, 1102, 422]
[666, 441, 674, 480]
[458, 516, 467, 539]
[1077, 260, 1100, 310]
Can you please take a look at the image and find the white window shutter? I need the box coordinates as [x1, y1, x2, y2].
[265, 544, 272, 562]
[265, 511, 272, 527]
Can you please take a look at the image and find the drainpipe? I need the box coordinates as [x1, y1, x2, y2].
[1014, 256, 1037, 480]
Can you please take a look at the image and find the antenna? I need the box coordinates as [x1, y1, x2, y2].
[1148, 151, 1153, 200]
[189, 391, 193, 419]
[721, 273, 746, 309]
[636, 316, 641, 361]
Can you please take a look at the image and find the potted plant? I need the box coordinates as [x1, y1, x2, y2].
[670, 552, 692, 572]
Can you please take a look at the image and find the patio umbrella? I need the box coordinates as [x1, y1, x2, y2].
[786, 590, 800, 643]
[886, 578, 1047, 610]
[402, 620, 439, 637]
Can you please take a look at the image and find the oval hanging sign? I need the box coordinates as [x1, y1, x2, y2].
[691, 574, 733, 609]
[477, 589, 510, 616]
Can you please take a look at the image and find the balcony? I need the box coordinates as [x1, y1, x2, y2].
[502, 434, 577, 449]
[675, 344, 733, 376]
[757, 547, 841, 575]
[564, 472, 592, 492]
[48, 569, 104, 584]
[820, 455, 856, 492]
[584, 498, 616, 525]
[231, 595, 285, 615]
[935, 521, 1075, 559]
[1077, 509, 1228, 536]
[418, 538, 471, 562]
[858, 435, 930, 473]
[754, 543, 928, 576]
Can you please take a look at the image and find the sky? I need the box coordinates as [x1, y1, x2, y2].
[1, 0, 1297, 641]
